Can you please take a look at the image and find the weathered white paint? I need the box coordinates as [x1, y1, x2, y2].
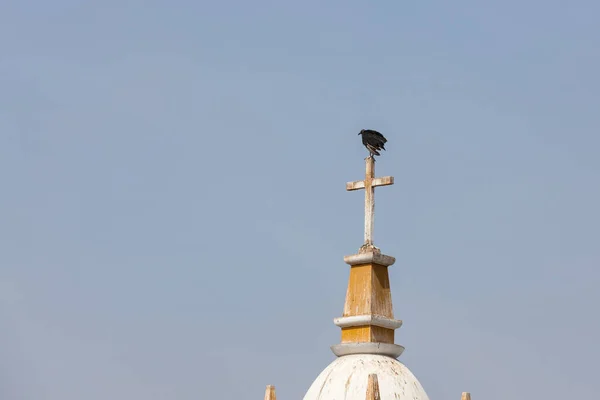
[346, 156, 394, 247]
[333, 314, 403, 330]
[303, 354, 429, 400]
[343, 252, 396, 267]
[331, 342, 405, 358]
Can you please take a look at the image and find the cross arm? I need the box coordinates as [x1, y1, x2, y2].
[346, 176, 394, 191]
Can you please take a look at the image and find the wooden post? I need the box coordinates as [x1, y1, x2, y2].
[264, 385, 276, 400]
[364, 156, 375, 246]
[461, 392, 471, 400]
[365, 374, 381, 400]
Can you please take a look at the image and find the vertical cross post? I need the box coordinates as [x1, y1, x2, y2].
[364, 156, 375, 246]
[346, 156, 394, 248]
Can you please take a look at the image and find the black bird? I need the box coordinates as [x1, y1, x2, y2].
[358, 129, 387, 157]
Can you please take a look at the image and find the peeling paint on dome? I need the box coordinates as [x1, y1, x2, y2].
[303, 354, 429, 400]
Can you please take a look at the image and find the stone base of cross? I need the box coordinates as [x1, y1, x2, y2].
[346, 156, 394, 251]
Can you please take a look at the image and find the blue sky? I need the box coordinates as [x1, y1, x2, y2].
[1, 1, 599, 399]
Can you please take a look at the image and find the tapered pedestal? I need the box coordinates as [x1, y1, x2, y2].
[331, 249, 404, 358]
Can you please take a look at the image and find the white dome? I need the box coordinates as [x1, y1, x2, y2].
[303, 354, 430, 400]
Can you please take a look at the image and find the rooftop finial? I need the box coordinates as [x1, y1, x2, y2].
[264, 385, 276, 400]
[331, 155, 403, 359]
[365, 374, 381, 400]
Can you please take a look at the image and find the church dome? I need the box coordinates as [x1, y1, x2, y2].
[303, 354, 430, 400]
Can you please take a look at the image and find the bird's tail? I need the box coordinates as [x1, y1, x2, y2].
[367, 144, 381, 156]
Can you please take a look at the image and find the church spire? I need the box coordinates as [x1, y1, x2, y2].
[331, 156, 404, 358]
[261, 147, 473, 400]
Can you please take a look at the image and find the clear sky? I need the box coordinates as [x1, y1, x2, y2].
[1, 1, 598, 399]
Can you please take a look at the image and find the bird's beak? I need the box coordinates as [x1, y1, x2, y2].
[358, 132, 361, 135]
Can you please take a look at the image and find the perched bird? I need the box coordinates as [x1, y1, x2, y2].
[358, 129, 387, 157]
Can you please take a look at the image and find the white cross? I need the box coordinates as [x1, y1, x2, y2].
[346, 156, 394, 248]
